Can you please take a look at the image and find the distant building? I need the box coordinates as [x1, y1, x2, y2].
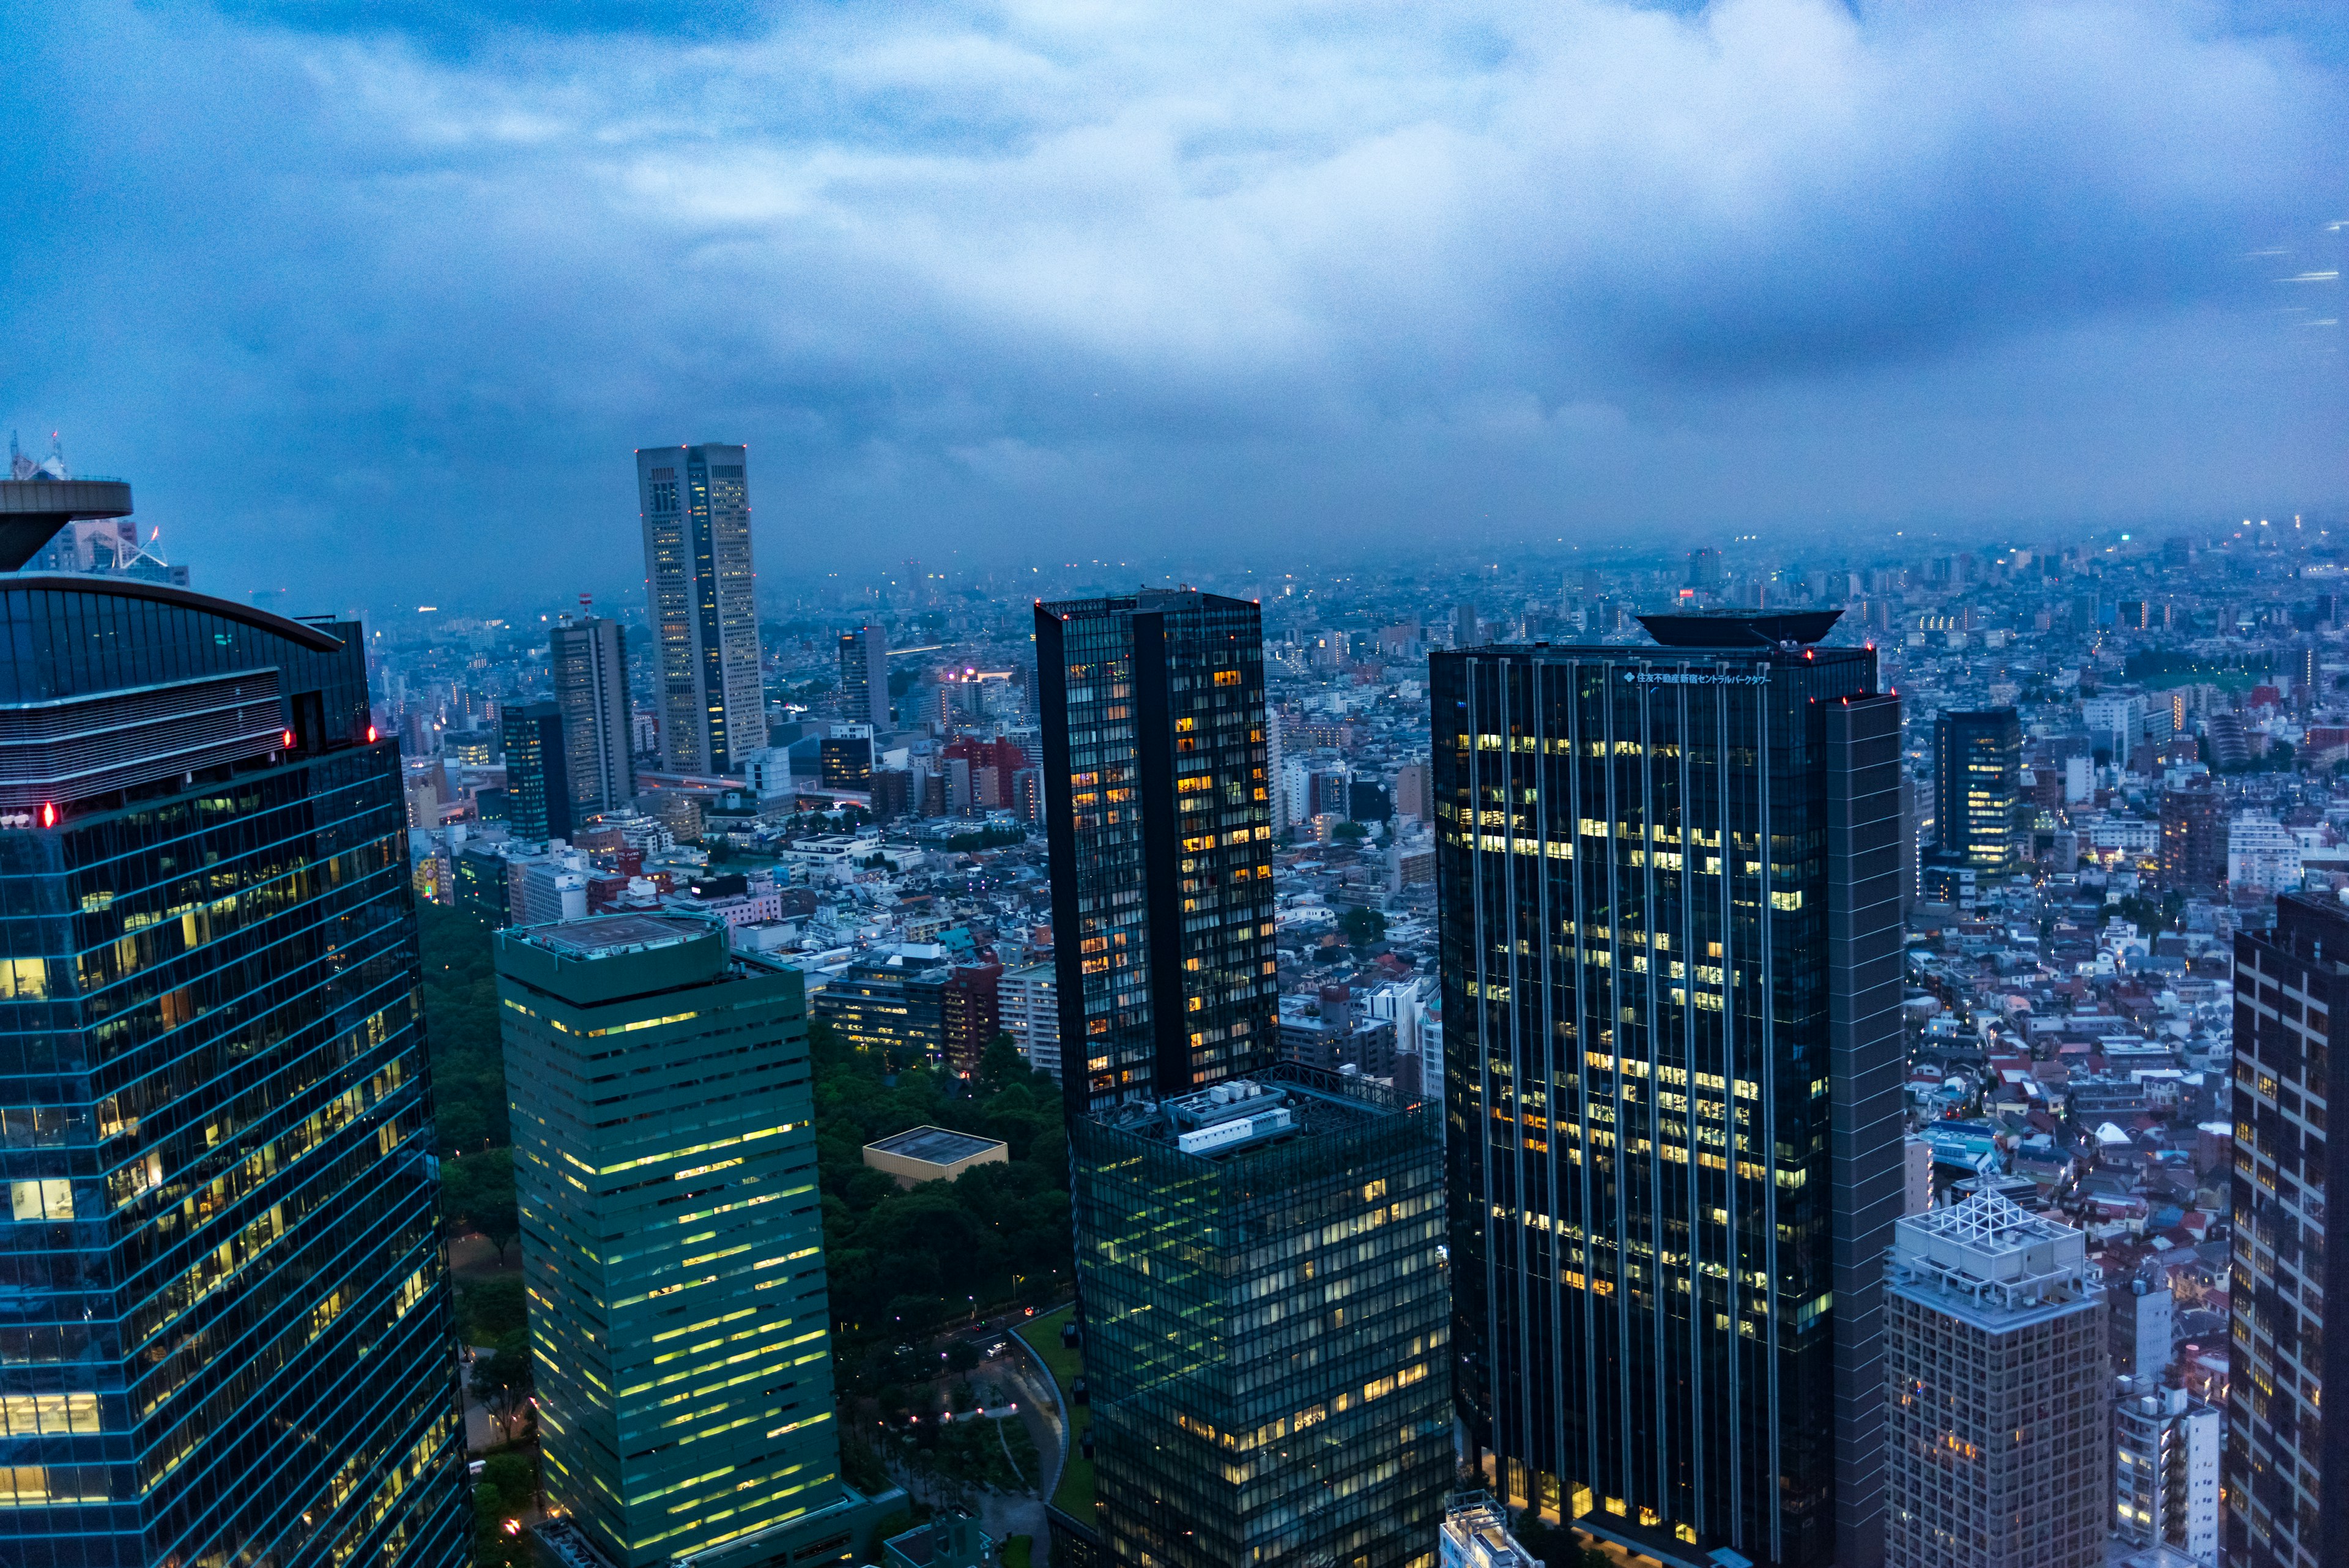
[637, 444, 762, 776]
[499, 916, 900, 1568]
[1686, 545, 1723, 590]
[500, 698, 570, 845]
[2225, 893, 2345, 1568]
[2113, 1377, 2221, 1563]
[839, 624, 890, 728]
[1883, 1191, 2106, 1568]
[2227, 813, 2301, 894]
[2159, 781, 2228, 894]
[1934, 707, 2021, 873]
[2111, 1272, 2176, 1378]
[1000, 960, 1061, 1081]
[551, 614, 634, 819]
[1438, 1494, 1538, 1568]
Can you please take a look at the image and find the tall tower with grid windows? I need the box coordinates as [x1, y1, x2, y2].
[1036, 592, 1448, 1568]
[1931, 708, 2019, 874]
[636, 444, 762, 776]
[1432, 611, 1905, 1568]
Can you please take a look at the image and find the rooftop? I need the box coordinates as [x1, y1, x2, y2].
[1890, 1188, 2096, 1321]
[866, 1126, 1006, 1167]
[520, 914, 704, 960]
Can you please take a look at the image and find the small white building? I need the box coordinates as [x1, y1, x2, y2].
[2227, 814, 2301, 894]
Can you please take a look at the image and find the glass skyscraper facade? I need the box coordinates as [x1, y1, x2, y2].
[1038, 591, 1449, 1567]
[0, 570, 467, 1567]
[636, 445, 762, 778]
[2225, 893, 2346, 1568]
[1929, 708, 2019, 874]
[502, 698, 570, 846]
[1034, 591, 1277, 1114]
[551, 615, 634, 821]
[1074, 1068, 1449, 1568]
[497, 915, 896, 1568]
[1432, 613, 1904, 1568]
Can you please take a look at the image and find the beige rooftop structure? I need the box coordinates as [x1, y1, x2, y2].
[862, 1124, 1009, 1189]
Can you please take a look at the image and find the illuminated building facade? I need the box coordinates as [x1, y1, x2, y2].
[1034, 590, 1277, 1115]
[1041, 594, 1452, 1565]
[2224, 893, 2348, 1568]
[1432, 613, 1904, 1568]
[0, 565, 466, 1565]
[838, 625, 889, 729]
[1071, 1068, 1449, 1568]
[636, 444, 763, 777]
[1880, 1191, 2106, 1568]
[1931, 708, 2019, 874]
[497, 915, 897, 1568]
[502, 697, 571, 847]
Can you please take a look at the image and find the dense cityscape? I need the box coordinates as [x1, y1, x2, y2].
[0, 428, 2335, 1568]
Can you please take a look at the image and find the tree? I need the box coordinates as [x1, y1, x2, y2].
[441, 1148, 519, 1263]
[1339, 907, 1387, 949]
[471, 1328, 535, 1443]
[1333, 819, 1368, 841]
[947, 1340, 981, 1375]
[977, 1034, 1025, 1094]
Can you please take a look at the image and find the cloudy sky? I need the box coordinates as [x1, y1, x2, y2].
[4, 0, 2343, 609]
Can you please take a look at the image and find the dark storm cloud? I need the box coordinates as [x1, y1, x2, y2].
[1, 0, 2342, 609]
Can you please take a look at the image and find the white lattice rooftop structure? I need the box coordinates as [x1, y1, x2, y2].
[1888, 1187, 2090, 1317]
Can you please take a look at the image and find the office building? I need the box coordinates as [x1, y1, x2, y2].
[1881, 1191, 2106, 1568]
[2113, 1378, 2221, 1563]
[0, 472, 467, 1566]
[1074, 1069, 1450, 1568]
[552, 613, 635, 819]
[501, 697, 571, 846]
[1431, 612, 1904, 1568]
[2225, 893, 2346, 1568]
[1932, 707, 2020, 874]
[636, 444, 763, 776]
[839, 624, 889, 729]
[2110, 1271, 2175, 1378]
[820, 730, 873, 792]
[1037, 592, 1445, 1567]
[1686, 546, 1723, 591]
[497, 915, 899, 1568]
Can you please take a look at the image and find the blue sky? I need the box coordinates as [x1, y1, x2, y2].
[2, 0, 2343, 611]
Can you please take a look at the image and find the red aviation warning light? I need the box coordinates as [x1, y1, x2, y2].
[281, 729, 294, 749]
[366, 725, 379, 743]
[40, 803, 55, 828]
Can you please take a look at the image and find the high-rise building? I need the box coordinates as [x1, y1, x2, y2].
[636, 444, 763, 776]
[1686, 546, 1723, 590]
[1880, 1191, 2106, 1568]
[497, 915, 899, 1568]
[1932, 708, 2020, 873]
[1036, 592, 1447, 1567]
[2113, 1377, 2221, 1563]
[1034, 592, 1278, 1110]
[1452, 602, 1481, 650]
[1439, 1494, 1539, 1568]
[0, 476, 468, 1566]
[2159, 779, 2229, 894]
[500, 697, 571, 846]
[998, 960, 1062, 1081]
[2225, 892, 2345, 1568]
[1432, 611, 1904, 1568]
[552, 613, 635, 820]
[839, 624, 889, 729]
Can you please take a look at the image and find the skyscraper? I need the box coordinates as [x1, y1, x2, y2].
[501, 697, 570, 845]
[0, 472, 467, 1565]
[636, 444, 763, 776]
[1036, 592, 1447, 1567]
[1431, 611, 1904, 1568]
[2225, 892, 2345, 1568]
[1880, 1191, 2107, 1568]
[1931, 707, 2019, 874]
[1035, 591, 1278, 1109]
[838, 624, 889, 729]
[498, 915, 899, 1568]
[552, 612, 635, 819]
